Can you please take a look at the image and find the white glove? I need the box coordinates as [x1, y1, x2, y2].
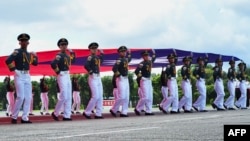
[99, 49, 104, 54]
[68, 48, 73, 52]
[152, 49, 155, 54]
[30, 51, 37, 56]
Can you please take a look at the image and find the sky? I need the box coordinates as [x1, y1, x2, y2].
[0, 0, 250, 81]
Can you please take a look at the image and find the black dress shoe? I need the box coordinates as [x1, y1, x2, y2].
[159, 105, 163, 111]
[83, 112, 91, 119]
[192, 106, 199, 112]
[117, 111, 121, 113]
[45, 113, 50, 115]
[162, 109, 168, 114]
[76, 112, 81, 114]
[40, 112, 43, 115]
[91, 110, 95, 113]
[6, 113, 9, 116]
[110, 109, 117, 117]
[184, 110, 193, 113]
[52, 112, 59, 121]
[63, 117, 72, 121]
[60, 112, 64, 114]
[145, 112, 155, 116]
[95, 116, 104, 119]
[170, 111, 179, 114]
[200, 110, 208, 112]
[182, 106, 185, 111]
[141, 110, 145, 112]
[228, 108, 236, 110]
[223, 104, 227, 109]
[217, 108, 225, 111]
[11, 119, 17, 124]
[71, 111, 74, 114]
[241, 107, 248, 110]
[29, 113, 34, 116]
[212, 103, 217, 109]
[21, 119, 32, 123]
[134, 109, 140, 116]
[235, 105, 240, 109]
[120, 114, 129, 117]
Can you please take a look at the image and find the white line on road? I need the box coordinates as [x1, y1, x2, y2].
[152, 115, 220, 124]
[48, 126, 160, 140]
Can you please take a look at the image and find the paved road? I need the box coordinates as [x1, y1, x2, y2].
[0, 108, 249, 141]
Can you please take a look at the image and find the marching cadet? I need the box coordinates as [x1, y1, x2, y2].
[40, 77, 50, 115]
[235, 61, 247, 109]
[5, 33, 38, 124]
[83, 42, 104, 119]
[162, 51, 179, 114]
[4, 76, 15, 117]
[212, 57, 226, 111]
[51, 38, 75, 121]
[134, 49, 156, 116]
[178, 56, 193, 113]
[110, 46, 131, 117]
[158, 66, 168, 113]
[192, 56, 209, 112]
[224, 59, 237, 110]
[71, 76, 81, 114]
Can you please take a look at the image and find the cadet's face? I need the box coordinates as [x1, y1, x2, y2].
[59, 43, 68, 52]
[119, 51, 127, 57]
[143, 55, 149, 60]
[184, 60, 190, 65]
[90, 48, 97, 54]
[199, 60, 204, 65]
[19, 40, 29, 47]
[168, 58, 174, 63]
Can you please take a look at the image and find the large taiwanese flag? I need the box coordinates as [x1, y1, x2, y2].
[0, 48, 241, 76]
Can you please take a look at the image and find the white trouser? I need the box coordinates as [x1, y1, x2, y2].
[136, 87, 145, 110]
[54, 71, 72, 118]
[111, 76, 130, 115]
[235, 80, 247, 108]
[113, 88, 122, 111]
[57, 93, 64, 112]
[193, 79, 207, 110]
[136, 77, 153, 113]
[179, 80, 192, 110]
[40, 92, 49, 113]
[213, 79, 225, 109]
[160, 86, 168, 107]
[224, 80, 236, 108]
[12, 70, 32, 121]
[85, 74, 103, 117]
[6, 91, 15, 115]
[72, 91, 81, 112]
[163, 78, 178, 112]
